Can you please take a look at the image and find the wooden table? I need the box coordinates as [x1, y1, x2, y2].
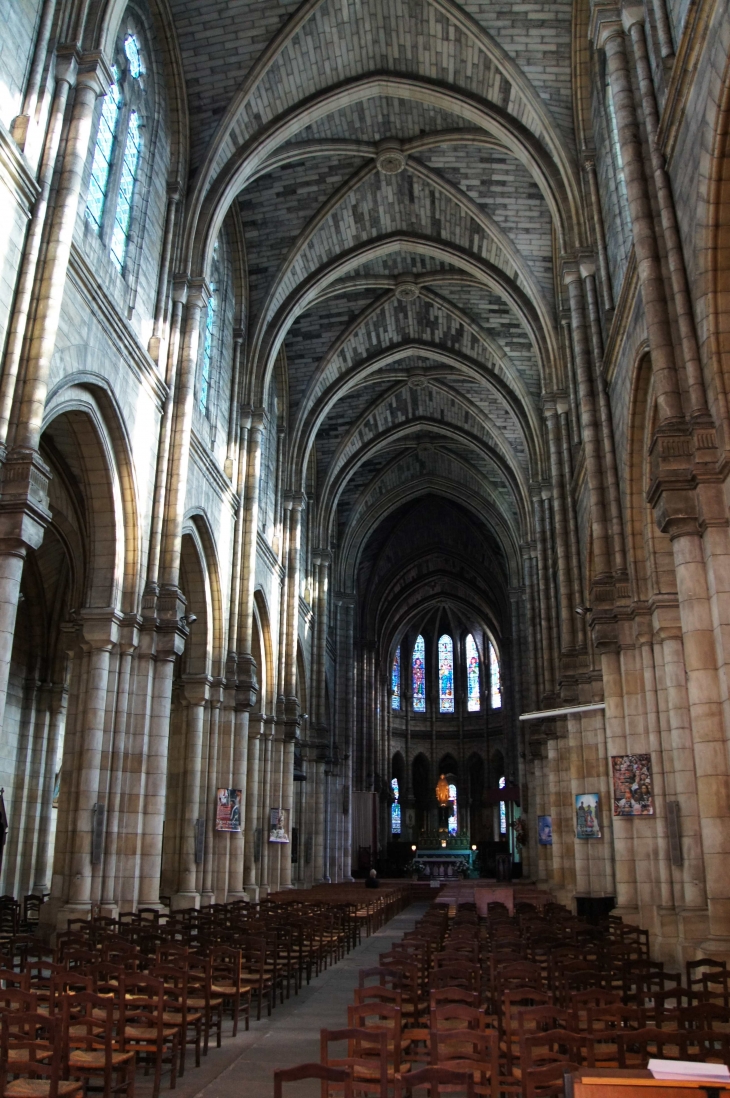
[572, 1069, 730, 1098]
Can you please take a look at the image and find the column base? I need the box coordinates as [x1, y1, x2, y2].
[170, 891, 200, 911]
[225, 891, 249, 902]
[53, 902, 93, 932]
[243, 886, 259, 902]
[200, 891, 215, 907]
[319, 876, 331, 884]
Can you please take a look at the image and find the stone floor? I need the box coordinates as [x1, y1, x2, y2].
[138, 902, 428, 1098]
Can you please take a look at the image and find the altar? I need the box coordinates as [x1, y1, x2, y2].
[415, 849, 476, 880]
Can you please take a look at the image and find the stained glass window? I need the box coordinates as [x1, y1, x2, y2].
[200, 291, 216, 414]
[499, 775, 507, 835]
[392, 647, 401, 710]
[86, 73, 121, 229]
[465, 634, 480, 712]
[438, 634, 454, 713]
[391, 778, 400, 834]
[448, 782, 458, 835]
[124, 33, 142, 78]
[110, 110, 140, 271]
[412, 635, 425, 713]
[489, 642, 501, 709]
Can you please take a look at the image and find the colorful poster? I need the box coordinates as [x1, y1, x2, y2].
[575, 793, 601, 839]
[269, 807, 290, 843]
[215, 788, 242, 832]
[611, 753, 654, 816]
[538, 815, 553, 845]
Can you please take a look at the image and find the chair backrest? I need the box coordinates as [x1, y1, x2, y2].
[615, 1027, 686, 1068]
[0, 1011, 63, 1096]
[430, 988, 479, 1011]
[394, 1065, 474, 1098]
[521, 1028, 594, 1070]
[354, 984, 401, 1008]
[570, 989, 620, 1030]
[678, 1002, 730, 1030]
[0, 987, 37, 1014]
[587, 1005, 646, 1032]
[273, 1062, 352, 1098]
[687, 957, 726, 993]
[524, 1062, 581, 1098]
[430, 1004, 486, 1032]
[430, 1026, 499, 1095]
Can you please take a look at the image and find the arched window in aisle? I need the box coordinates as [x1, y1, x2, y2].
[438, 634, 454, 713]
[499, 775, 507, 835]
[412, 635, 426, 712]
[199, 239, 220, 415]
[391, 646, 401, 711]
[489, 641, 501, 709]
[391, 778, 401, 834]
[465, 633, 480, 712]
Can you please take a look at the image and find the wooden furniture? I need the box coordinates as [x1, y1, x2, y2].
[572, 1068, 730, 1098]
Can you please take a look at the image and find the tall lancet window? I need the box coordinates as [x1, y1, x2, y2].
[465, 634, 480, 712]
[412, 635, 425, 713]
[391, 647, 401, 711]
[489, 642, 501, 709]
[438, 635, 454, 713]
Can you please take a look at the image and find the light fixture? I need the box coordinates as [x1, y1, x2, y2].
[411, 844, 417, 852]
[471, 844, 477, 851]
[441, 839, 447, 848]
[575, 606, 592, 617]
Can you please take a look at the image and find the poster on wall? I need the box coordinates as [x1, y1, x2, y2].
[269, 807, 290, 843]
[611, 753, 654, 816]
[537, 815, 553, 845]
[215, 788, 242, 832]
[575, 793, 601, 839]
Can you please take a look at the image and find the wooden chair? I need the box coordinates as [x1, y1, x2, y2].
[687, 958, 726, 1000]
[430, 1028, 499, 1098]
[148, 964, 202, 1076]
[62, 991, 135, 1098]
[181, 955, 223, 1055]
[394, 1066, 474, 1098]
[347, 1002, 407, 1073]
[0, 1011, 83, 1098]
[273, 1063, 353, 1098]
[321, 1026, 389, 1097]
[523, 1062, 580, 1098]
[569, 990, 620, 1032]
[119, 975, 179, 1098]
[208, 945, 251, 1035]
[615, 1027, 685, 1068]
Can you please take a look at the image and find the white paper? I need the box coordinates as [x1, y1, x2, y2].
[648, 1060, 730, 1082]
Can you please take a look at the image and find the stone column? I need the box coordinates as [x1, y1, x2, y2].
[60, 611, 120, 918]
[100, 634, 136, 912]
[148, 185, 181, 364]
[32, 682, 67, 894]
[258, 718, 275, 895]
[14, 53, 112, 449]
[623, 8, 707, 420]
[584, 156, 614, 312]
[590, 10, 683, 427]
[545, 406, 575, 651]
[172, 678, 209, 909]
[279, 738, 295, 889]
[582, 262, 627, 577]
[533, 491, 555, 695]
[564, 267, 612, 579]
[243, 716, 263, 898]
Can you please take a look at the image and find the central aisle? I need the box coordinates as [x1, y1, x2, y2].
[160, 902, 429, 1098]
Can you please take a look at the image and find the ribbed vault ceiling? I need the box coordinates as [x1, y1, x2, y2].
[171, 0, 581, 639]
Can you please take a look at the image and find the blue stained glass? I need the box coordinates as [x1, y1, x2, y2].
[391, 647, 400, 710]
[86, 76, 120, 229]
[438, 634, 454, 713]
[110, 110, 140, 271]
[391, 803, 401, 834]
[466, 634, 480, 712]
[200, 292, 216, 413]
[448, 783, 458, 835]
[489, 642, 501, 709]
[412, 635, 425, 713]
[124, 34, 142, 78]
[499, 775, 507, 834]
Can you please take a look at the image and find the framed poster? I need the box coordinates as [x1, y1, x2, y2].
[611, 753, 654, 816]
[575, 793, 601, 839]
[215, 788, 242, 832]
[538, 815, 553, 845]
[269, 807, 290, 843]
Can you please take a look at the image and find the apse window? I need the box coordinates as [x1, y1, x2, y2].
[391, 646, 401, 710]
[465, 633, 480, 712]
[200, 239, 220, 415]
[499, 775, 507, 835]
[391, 778, 401, 834]
[448, 783, 458, 835]
[85, 29, 146, 277]
[412, 635, 426, 712]
[438, 635, 454, 713]
[489, 641, 501, 709]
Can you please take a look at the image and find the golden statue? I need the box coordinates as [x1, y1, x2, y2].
[435, 773, 451, 805]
